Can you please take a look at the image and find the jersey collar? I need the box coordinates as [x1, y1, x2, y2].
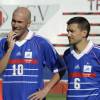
[15, 30, 34, 47]
[70, 40, 94, 60]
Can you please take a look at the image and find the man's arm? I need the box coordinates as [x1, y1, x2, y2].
[28, 37, 66, 100]
[28, 69, 66, 100]
[0, 32, 16, 73]
[0, 47, 13, 73]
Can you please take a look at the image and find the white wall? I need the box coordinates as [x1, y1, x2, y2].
[0, 0, 100, 55]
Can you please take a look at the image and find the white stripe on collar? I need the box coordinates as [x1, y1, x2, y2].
[70, 41, 94, 60]
[15, 30, 34, 47]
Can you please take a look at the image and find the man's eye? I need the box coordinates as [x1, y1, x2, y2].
[67, 29, 69, 32]
[70, 30, 73, 33]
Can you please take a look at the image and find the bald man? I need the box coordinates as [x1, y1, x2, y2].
[0, 7, 66, 100]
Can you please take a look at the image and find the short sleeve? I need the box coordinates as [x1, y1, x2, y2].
[42, 39, 66, 73]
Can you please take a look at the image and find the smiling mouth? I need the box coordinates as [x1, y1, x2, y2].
[13, 29, 20, 33]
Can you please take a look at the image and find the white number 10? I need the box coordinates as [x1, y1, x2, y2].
[12, 64, 24, 75]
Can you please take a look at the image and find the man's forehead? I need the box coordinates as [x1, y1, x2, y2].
[67, 23, 79, 28]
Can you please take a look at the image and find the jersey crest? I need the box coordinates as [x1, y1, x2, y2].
[24, 51, 32, 58]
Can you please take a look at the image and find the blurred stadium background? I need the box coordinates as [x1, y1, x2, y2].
[0, 0, 100, 99]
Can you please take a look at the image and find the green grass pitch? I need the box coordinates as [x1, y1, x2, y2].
[46, 94, 66, 100]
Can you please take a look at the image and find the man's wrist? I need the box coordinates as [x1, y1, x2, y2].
[7, 47, 13, 52]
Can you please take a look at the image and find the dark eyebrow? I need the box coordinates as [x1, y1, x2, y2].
[67, 29, 73, 33]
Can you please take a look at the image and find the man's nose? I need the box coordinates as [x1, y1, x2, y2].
[13, 22, 19, 28]
[67, 32, 72, 37]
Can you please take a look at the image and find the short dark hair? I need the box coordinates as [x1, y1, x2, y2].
[67, 17, 90, 37]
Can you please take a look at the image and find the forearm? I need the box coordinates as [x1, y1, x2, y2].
[43, 73, 60, 93]
[43, 68, 66, 93]
[0, 48, 13, 73]
[28, 68, 66, 100]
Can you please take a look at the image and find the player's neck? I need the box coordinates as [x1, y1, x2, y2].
[16, 30, 28, 41]
[74, 40, 89, 54]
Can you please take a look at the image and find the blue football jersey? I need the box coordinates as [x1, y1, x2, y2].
[0, 31, 65, 100]
[64, 41, 100, 100]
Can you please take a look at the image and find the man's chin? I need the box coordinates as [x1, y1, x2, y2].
[69, 42, 75, 46]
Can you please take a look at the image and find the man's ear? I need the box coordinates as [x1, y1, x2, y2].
[82, 30, 87, 38]
[27, 20, 31, 28]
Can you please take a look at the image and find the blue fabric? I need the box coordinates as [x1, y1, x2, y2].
[64, 44, 100, 100]
[0, 34, 65, 100]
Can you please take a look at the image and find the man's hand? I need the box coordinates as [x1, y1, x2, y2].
[7, 31, 17, 49]
[28, 89, 47, 100]
[28, 73, 63, 100]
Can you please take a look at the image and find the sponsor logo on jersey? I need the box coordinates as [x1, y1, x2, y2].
[16, 52, 21, 56]
[27, 49, 31, 51]
[83, 65, 92, 72]
[25, 51, 32, 58]
[75, 65, 80, 70]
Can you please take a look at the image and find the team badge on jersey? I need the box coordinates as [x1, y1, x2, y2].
[25, 51, 32, 58]
[83, 65, 92, 72]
